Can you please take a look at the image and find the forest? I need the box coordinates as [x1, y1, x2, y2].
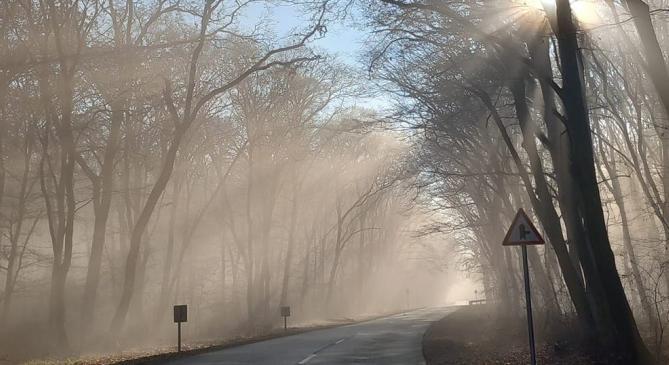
[1, 0, 669, 364]
[367, 0, 669, 363]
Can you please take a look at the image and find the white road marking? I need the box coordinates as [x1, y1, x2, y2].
[298, 354, 317, 364]
[297, 338, 346, 364]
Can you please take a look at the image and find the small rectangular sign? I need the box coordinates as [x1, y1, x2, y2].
[281, 306, 291, 317]
[174, 304, 187, 323]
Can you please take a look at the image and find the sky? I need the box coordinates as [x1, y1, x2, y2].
[238, 2, 368, 65]
[237, 2, 392, 111]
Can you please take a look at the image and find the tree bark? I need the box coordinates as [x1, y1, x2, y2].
[551, 0, 651, 361]
[81, 101, 122, 331]
[110, 127, 186, 333]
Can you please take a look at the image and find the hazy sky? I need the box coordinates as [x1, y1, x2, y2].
[240, 2, 367, 65]
[238, 2, 393, 111]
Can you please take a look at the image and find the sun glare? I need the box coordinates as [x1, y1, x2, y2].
[518, 0, 545, 10]
[571, 0, 602, 26]
[513, 0, 603, 27]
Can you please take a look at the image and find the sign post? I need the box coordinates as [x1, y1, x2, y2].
[280, 306, 291, 332]
[521, 244, 536, 365]
[502, 209, 544, 365]
[173, 304, 187, 352]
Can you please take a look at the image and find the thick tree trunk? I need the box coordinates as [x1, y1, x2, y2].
[509, 76, 587, 323]
[37, 56, 77, 350]
[475, 86, 594, 330]
[46, 141, 76, 352]
[552, 0, 651, 361]
[624, 0, 669, 118]
[49, 264, 70, 351]
[81, 102, 121, 331]
[530, 23, 586, 291]
[111, 128, 185, 334]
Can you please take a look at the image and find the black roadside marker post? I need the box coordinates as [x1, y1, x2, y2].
[281, 306, 291, 332]
[502, 208, 545, 365]
[173, 304, 188, 352]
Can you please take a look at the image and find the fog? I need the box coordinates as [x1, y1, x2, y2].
[363, 0, 669, 361]
[12, 0, 669, 362]
[0, 1, 463, 362]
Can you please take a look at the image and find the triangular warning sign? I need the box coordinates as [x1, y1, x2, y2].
[502, 208, 545, 246]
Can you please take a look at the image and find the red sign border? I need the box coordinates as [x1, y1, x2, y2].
[502, 208, 545, 246]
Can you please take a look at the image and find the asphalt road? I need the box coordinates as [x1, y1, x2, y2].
[164, 307, 452, 365]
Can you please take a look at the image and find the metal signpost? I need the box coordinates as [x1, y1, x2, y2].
[502, 209, 545, 365]
[281, 306, 291, 331]
[173, 304, 188, 352]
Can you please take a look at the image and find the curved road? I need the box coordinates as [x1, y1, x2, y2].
[164, 307, 452, 365]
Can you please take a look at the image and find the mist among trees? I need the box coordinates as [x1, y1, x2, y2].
[360, 0, 669, 362]
[3, 0, 669, 364]
[0, 0, 448, 360]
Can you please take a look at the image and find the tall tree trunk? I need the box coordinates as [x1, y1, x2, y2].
[551, 0, 650, 361]
[37, 52, 77, 350]
[111, 128, 185, 333]
[509, 75, 583, 321]
[597, 133, 658, 347]
[156, 177, 181, 325]
[623, 0, 669, 301]
[475, 86, 594, 330]
[81, 101, 122, 331]
[1, 134, 34, 324]
[326, 203, 344, 305]
[280, 182, 299, 306]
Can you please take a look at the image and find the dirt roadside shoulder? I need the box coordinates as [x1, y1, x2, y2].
[422, 305, 606, 365]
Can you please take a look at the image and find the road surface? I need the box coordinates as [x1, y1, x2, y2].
[164, 307, 452, 365]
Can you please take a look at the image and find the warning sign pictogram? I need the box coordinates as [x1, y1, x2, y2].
[502, 209, 545, 246]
